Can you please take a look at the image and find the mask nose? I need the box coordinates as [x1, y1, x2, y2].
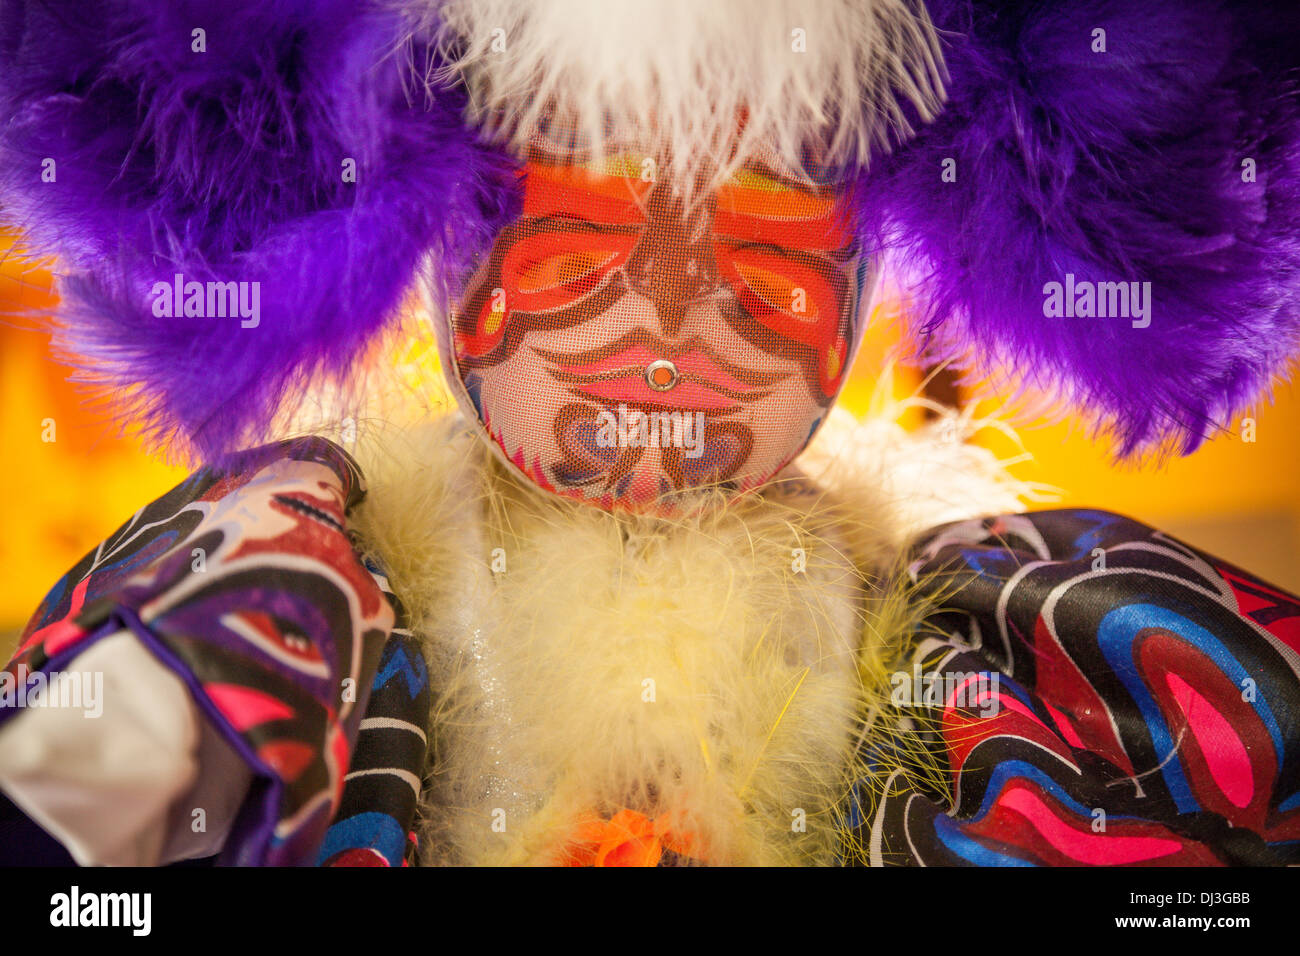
[624, 182, 720, 336]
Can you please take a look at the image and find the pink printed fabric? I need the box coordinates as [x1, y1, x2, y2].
[2, 438, 395, 865]
[852, 510, 1300, 866]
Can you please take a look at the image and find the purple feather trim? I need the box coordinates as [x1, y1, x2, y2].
[0, 0, 519, 461]
[856, 0, 1300, 455]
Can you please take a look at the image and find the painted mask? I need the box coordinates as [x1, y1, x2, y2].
[441, 140, 870, 510]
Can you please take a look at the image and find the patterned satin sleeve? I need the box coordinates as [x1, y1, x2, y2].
[317, 568, 431, 867]
[1, 437, 396, 865]
[849, 509, 1300, 867]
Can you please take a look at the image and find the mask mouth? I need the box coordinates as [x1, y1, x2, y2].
[533, 330, 792, 417]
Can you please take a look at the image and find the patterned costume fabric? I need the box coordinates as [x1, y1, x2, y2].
[5, 443, 1300, 866]
[1, 438, 398, 865]
[317, 585, 431, 868]
[853, 510, 1300, 866]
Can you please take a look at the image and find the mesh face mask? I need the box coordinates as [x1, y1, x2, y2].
[439, 137, 871, 511]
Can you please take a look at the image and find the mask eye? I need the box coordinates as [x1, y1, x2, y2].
[715, 244, 841, 347]
[730, 259, 822, 322]
[502, 232, 634, 312]
[454, 225, 635, 360]
[515, 249, 621, 295]
[714, 242, 853, 396]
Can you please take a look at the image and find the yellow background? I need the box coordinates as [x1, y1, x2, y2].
[3, 239, 1298, 638]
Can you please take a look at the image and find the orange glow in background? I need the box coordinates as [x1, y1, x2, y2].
[3, 234, 1298, 639]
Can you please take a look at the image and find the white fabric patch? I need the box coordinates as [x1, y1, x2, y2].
[0, 631, 251, 865]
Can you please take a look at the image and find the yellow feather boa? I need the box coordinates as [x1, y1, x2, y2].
[347, 403, 1034, 865]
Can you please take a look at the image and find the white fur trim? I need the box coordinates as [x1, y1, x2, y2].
[406, 0, 946, 191]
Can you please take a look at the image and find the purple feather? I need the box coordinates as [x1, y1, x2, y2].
[856, 0, 1300, 455]
[0, 0, 519, 461]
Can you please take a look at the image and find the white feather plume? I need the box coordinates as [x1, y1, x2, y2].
[399, 0, 946, 192]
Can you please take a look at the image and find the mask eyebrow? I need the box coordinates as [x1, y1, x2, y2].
[711, 160, 852, 252]
[521, 159, 651, 225]
[711, 203, 852, 252]
[727, 151, 839, 193]
[526, 212, 606, 231]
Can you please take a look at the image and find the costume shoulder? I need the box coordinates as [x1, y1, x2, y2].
[854, 508, 1300, 866]
[0, 436, 427, 866]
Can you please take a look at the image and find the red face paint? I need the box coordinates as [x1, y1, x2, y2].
[447, 143, 866, 510]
